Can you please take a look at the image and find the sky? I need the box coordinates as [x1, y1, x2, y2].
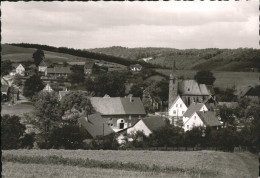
[1, 1, 259, 49]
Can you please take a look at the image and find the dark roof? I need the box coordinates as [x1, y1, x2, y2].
[1, 85, 9, 93]
[244, 86, 260, 97]
[90, 97, 146, 116]
[142, 116, 166, 132]
[39, 60, 48, 67]
[130, 64, 142, 68]
[177, 80, 212, 96]
[85, 62, 95, 69]
[197, 111, 222, 127]
[47, 67, 72, 74]
[79, 113, 114, 138]
[218, 102, 239, 109]
[183, 103, 205, 118]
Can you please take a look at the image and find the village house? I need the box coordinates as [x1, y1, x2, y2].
[130, 64, 142, 72]
[183, 103, 208, 124]
[58, 89, 70, 101]
[42, 83, 53, 93]
[168, 95, 188, 124]
[84, 61, 95, 75]
[90, 95, 146, 132]
[38, 60, 49, 72]
[79, 113, 114, 138]
[45, 67, 72, 78]
[127, 116, 166, 137]
[9, 63, 25, 76]
[183, 111, 222, 132]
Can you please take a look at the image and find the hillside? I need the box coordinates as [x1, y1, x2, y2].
[2, 44, 94, 63]
[88, 47, 260, 72]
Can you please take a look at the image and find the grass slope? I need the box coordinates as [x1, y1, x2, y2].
[155, 69, 260, 91]
[89, 47, 260, 71]
[2, 150, 258, 178]
[2, 44, 88, 63]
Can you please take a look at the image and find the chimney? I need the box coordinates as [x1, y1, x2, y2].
[129, 94, 133, 102]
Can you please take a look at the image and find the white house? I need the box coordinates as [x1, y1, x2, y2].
[38, 60, 48, 72]
[168, 95, 188, 124]
[9, 64, 25, 76]
[42, 83, 53, 93]
[183, 103, 208, 124]
[183, 111, 222, 132]
[15, 64, 25, 76]
[127, 116, 165, 137]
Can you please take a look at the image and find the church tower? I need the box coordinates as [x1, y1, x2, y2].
[168, 60, 178, 109]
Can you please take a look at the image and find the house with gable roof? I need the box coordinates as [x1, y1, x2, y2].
[38, 60, 49, 72]
[79, 113, 114, 138]
[90, 95, 146, 132]
[168, 95, 188, 125]
[127, 116, 166, 136]
[183, 103, 208, 124]
[183, 111, 222, 132]
[42, 83, 54, 93]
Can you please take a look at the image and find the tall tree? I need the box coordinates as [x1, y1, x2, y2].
[194, 70, 216, 85]
[60, 91, 95, 124]
[1, 60, 13, 76]
[1, 115, 26, 149]
[26, 92, 61, 148]
[23, 75, 44, 98]
[33, 49, 45, 66]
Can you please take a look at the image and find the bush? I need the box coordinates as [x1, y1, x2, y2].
[49, 125, 85, 149]
[20, 133, 35, 149]
[1, 115, 26, 150]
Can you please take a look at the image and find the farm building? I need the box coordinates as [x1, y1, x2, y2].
[79, 113, 114, 138]
[127, 116, 166, 136]
[130, 64, 142, 72]
[45, 67, 72, 78]
[237, 85, 260, 104]
[90, 95, 146, 132]
[183, 111, 221, 132]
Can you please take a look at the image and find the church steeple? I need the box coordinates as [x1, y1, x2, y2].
[169, 59, 178, 109]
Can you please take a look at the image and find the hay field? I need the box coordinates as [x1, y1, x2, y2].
[2, 150, 258, 178]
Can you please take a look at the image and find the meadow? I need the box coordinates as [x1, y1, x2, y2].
[2, 150, 258, 178]
[155, 69, 260, 91]
[1, 103, 34, 117]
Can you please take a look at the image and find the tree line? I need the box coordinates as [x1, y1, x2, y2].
[10, 43, 161, 68]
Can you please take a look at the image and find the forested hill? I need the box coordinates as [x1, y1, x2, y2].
[88, 46, 260, 72]
[8, 43, 159, 68]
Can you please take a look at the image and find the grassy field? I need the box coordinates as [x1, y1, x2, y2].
[156, 69, 260, 91]
[1, 103, 34, 117]
[2, 150, 258, 178]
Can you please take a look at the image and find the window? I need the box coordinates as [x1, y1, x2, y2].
[121, 120, 124, 123]
[180, 104, 182, 108]
[176, 104, 178, 107]
[173, 110, 176, 114]
[187, 125, 189, 129]
[194, 116, 196, 120]
[182, 111, 184, 114]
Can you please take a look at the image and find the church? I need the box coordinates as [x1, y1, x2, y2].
[168, 61, 216, 125]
